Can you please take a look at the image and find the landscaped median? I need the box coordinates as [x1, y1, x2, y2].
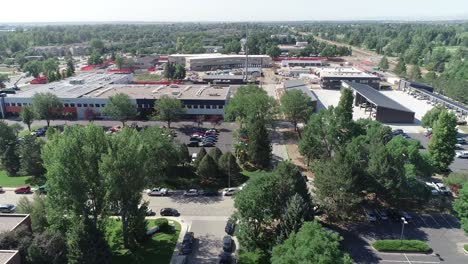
[372, 240, 431, 253]
[464, 244, 468, 254]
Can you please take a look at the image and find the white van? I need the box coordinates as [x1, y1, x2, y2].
[456, 151, 468, 158]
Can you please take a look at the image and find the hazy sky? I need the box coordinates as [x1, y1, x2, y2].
[1, 0, 467, 22]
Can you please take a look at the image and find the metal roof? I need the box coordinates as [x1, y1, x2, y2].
[283, 80, 318, 102]
[342, 81, 414, 113]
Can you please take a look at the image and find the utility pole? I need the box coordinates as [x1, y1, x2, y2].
[226, 144, 231, 188]
[244, 30, 249, 82]
[400, 217, 408, 240]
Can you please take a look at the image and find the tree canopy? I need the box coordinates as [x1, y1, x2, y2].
[102, 93, 138, 125]
[31, 92, 63, 127]
[153, 95, 184, 128]
[280, 90, 313, 135]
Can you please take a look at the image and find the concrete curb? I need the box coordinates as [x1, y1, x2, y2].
[169, 218, 190, 264]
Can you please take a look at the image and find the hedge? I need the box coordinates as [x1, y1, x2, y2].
[464, 244, 468, 252]
[372, 240, 430, 252]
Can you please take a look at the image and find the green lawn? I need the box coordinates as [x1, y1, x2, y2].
[0, 170, 32, 187]
[372, 240, 430, 252]
[111, 219, 181, 264]
[134, 73, 163, 82]
[18, 125, 42, 138]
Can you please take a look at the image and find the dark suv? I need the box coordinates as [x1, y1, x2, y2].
[181, 232, 195, 255]
[223, 235, 233, 252]
[225, 220, 235, 235]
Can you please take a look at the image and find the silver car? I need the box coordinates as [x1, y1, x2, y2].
[0, 204, 16, 213]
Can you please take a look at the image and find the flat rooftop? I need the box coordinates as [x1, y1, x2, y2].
[318, 67, 378, 78]
[283, 80, 318, 101]
[88, 84, 230, 100]
[0, 214, 29, 233]
[343, 81, 413, 112]
[10, 72, 129, 98]
[187, 54, 270, 60]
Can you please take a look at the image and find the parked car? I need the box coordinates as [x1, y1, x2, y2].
[188, 141, 200, 147]
[364, 209, 377, 222]
[0, 186, 4, 193]
[392, 129, 404, 136]
[14, 186, 31, 194]
[203, 190, 219, 196]
[455, 143, 463, 149]
[173, 255, 188, 264]
[181, 232, 195, 255]
[223, 235, 233, 252]
[225, 220, 236, 235]
[146, 226, 160, 237]
[402, 134, 411, 139]
[223, 188, 236, 196]
[160, 208, 179, 216]
[202, 137, 217, 143]
[434, 182, 450, 196]
[184, 189, 199, 196]
[200, 142, 215, 147]
[457, 138, 467, 144]
[424, 129, 432, 137]
[191, 153, 198, 163]
[37, 184, 47, 194]
[456, 151, 468, 158]
[425, 182, 440, 196]
[376, 209, 389, 221]
[148, 188, 169, 196]
[0, 204, 16, 213]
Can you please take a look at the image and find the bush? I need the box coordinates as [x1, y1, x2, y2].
[464, 244, 468, 252]
[154, 218, 170, 232]
[372, 240, 430, 252]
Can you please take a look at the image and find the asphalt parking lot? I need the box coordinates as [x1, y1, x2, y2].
[341, 212, 468, 264]
[173, 123, 236, 155]
[407, 132, 468, 172]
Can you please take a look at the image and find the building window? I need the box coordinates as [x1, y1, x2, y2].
[101, 104, 105, 107]
[70, 103, 75, 107]
[360, 80, 369, 83]
[5, 103, 10, 106]
[200, 105, 205, 109]
[77, 104, 82, 107]
[187, 105, 192, 109]
[219, 105, 224, 109]
[89, 104, 94, 107]
[64, 103, 69, 107]
[22, 103, 27, 106]
[83, 104, 88, 107]
[194, 105, 198, 109]
[95, 104, 100, 108]
[11, 103, 16, 106]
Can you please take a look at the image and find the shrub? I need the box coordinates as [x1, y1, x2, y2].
[372, 240, 430, 252]
[464, 244, 468, 252]
[154, 218, 170, 232]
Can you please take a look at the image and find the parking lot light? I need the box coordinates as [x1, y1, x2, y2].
[400, 217, 408, 240]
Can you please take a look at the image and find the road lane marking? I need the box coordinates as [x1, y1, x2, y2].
[404, 253, 412, 264]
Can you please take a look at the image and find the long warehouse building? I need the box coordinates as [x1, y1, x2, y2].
[169, 54, 271, 71]
[0, 72, 233, 120]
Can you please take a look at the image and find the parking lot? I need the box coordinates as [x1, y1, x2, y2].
[341, 212, 468, 264]
[174, 123, 236, 155]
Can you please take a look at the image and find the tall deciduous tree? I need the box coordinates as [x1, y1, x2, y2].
[2, 143, 20, 176]
[102, 93, 137, 126]
[246, 119, 271, 169]
[0, 74, 8, 88]
[394, 58, 407, 77]
[271, 221, 352, 264]
[100, 128, 147, 249]
[276, 194, 310, 244]
[428, 111, 458, 172]
[27, 230, 68, 264]
[23, 61, 43, 78]
[421, 106, 444, 128]
[197, 154, 219, 180]
[115, 56, 123, 70]
[31, 92, 63, 127]
[194, 148, 207, 168]
[153, 95, 184, 128]
[42, 125, 109, 230]
[20, 106, 35, 131]
[280, 90, 313, 136]
[9, 123, 23, 137]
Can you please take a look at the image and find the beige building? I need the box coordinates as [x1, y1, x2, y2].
[0, 214, 32, 264]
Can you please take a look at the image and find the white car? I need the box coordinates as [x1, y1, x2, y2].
[434, 183, 450, 196]
[425, 182, 440, 195]
[184, 189, 199, 196]
[456, 151, 468, 158]
[455, 143, 463, 149]
[223, 188, 237, 196]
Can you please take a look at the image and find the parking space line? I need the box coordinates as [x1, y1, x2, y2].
[438, 213, 454, 228]
[427, 214, 440, 227]
[417, 214, 429, 227]
[381, 260, 439, 264]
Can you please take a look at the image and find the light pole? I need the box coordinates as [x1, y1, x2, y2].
[400, 217, 408, 240]
[226, 144, 231, 189]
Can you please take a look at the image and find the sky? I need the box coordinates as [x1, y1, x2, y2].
[1, 0, 467, 23]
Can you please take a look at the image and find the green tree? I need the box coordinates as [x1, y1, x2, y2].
[453, 183, 468, 233]
[18, 135, 44, 177]
[428, 111, 458, 172]
[87, 52, 103, 65]
[178, 143, 190, 165]
[394, 59, 407, 77]
[42, 125, 109, 231]
[153, 95, 184, 128]
[266, 45, 281, 58]
[42, 58, 59, 76]
[66, 218, 111, 264]
[66, 58, 75, 76]
[197, 154, 219, 180]
[218, 152, 240, 179]
[102, 93, 137, 126]
[100, 128, 147, 249]
[276, 194, 310, 244]
[0, 225, 32, 263]
[208, 147, 223, 163]
[9, 123, 23, 137]
[194, 147, 207, 168]
[2, 144, 20, 176]
[163, 63, 176, 80]
[421, 106, 443, 128]
[27, 230, 68, 264]
[23, 61, 43, 78]
[115, 56, 123, 70]
[20, 106, 35, 131]
[89, 39, 104, 54]
[271, 221, 352, 264]
[378, 56, 389, 70]
[280, 90, 313, 136]
[174, 64, 186, 80]
[246, 119, 271, 169]
[17, 194, 48, 232]
[0, 74, 8, 88]
[31, 92, 63, 127]
[408, 65, 422, 80]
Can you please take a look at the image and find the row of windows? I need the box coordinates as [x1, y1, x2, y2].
[5, 102, 106, 108]
[139, 104, 224, 109]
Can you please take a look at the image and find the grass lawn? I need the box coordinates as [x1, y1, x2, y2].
[110, 219, 181, 264]
[372, 240, 430, 252]
[18, 125, 42, 138]
[0, 170, 32, 187]
[134, 73, 162, 82]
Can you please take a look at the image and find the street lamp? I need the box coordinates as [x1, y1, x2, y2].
[226, 144, 231, 189]
[400, 217, 408, 240]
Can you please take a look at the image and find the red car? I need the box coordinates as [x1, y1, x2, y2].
[14, 186, 31, 194]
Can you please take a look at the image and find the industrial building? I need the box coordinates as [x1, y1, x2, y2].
[317, 67, 381, 89]
[343, 81, 415, 123]
[168, 54, 271, 71]
[0, 73, 232, 120]
[281, 60, 324, 67]
[282, 80, 317, 111]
